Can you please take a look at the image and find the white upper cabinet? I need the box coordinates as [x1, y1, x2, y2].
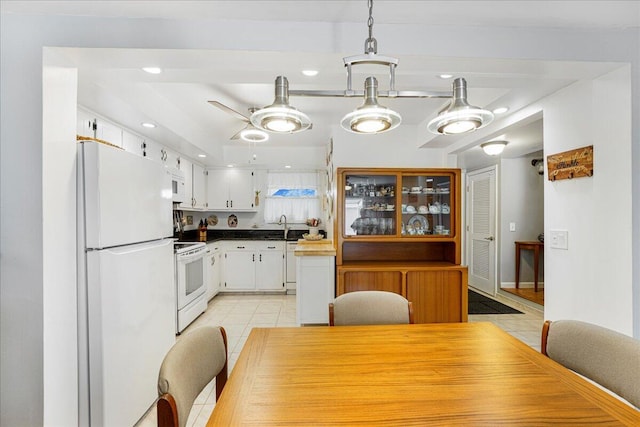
[179, 157, 194, 210]
[77, 109, 95, 138]
[179, 159, 208, 210]
[94, 118, 123, 147]
[192, 163, 207, 210]
[207, 169, 255, 211]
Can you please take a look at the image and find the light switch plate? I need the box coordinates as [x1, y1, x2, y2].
[549, 229, 568, 249]
[509, 222, 516, 232]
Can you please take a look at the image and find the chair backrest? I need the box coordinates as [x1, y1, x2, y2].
[329, 290, 414, 326]
[541, 320, 640, 408]
[157, 326, 228, 427]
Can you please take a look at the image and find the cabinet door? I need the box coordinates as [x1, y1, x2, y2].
[207, 169, 230, 210]
[179, 158, 194, 209]
[223, 248, 255, 290]
[256, 245, 284, 290]
[228, 169, 255, 210]
[206, 244, 221, 300]
[338, 270, 403, 295]
[94, 118, 123, 147]
[77, 109, 95, 138]
[406, 269, 468, 323]
[192, 163, 207, 209]
[121, 130, 145, 157]
[342, 173, 397, 236]
[400, 173, 453, 237]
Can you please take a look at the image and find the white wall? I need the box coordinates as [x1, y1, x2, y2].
[1, 10, 638, 427]
[542, 67, 633, 334]
[42, 65, 79, 426]
[499, 156, 545, 285]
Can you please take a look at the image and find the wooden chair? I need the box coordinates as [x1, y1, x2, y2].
[541, 319, 640, 408]
[329, 290, 414, 326]
[157, 326, 228, 427]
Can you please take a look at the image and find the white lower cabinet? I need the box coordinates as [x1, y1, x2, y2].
[206, 242, 221, 300]
[221, 241, 285, 291]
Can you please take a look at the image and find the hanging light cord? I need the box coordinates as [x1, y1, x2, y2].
[364, 0, 377, 54]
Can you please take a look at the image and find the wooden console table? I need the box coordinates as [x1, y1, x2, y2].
[515, 241, 544, 291]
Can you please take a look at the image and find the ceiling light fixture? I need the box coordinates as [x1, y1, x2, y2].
[141, 122, 156, 128]
[302, 70, 319, 77]
[493, 106, 509, 114]
[427, 78, 494, 134]
[438, 74, 454, 79]
[480, 140, 508, 156]
[250, 76, 311, 133]
[340, 76, 401, 133]
[239, 125, 269, 142]
[142, 67, 162, 74]
[252, 0, 492, 136]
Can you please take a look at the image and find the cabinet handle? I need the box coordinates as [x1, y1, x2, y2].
[230, 200, 233, 208]
[211, 256, 215, 266]
[259, 254, 262, 262]
[237, 246, 245, 249]
[252, 254, 255, 262]
[484, 236, 494, 241]
[226, 200, 229, 208]
[267, 246, 276, 249]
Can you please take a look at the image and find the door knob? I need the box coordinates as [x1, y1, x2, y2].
[484, 236, 494, 241]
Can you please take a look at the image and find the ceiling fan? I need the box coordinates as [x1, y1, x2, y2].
[208, 100, 269, 142]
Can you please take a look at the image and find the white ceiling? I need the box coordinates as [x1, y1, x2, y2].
[4, 1, 639, 166]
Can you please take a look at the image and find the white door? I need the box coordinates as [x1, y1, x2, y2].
[467, 167, 497, 295]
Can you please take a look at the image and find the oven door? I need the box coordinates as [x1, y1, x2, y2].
[175, 249, 206, 309]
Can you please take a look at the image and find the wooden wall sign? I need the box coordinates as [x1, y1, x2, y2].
[547, 145, 593, 181]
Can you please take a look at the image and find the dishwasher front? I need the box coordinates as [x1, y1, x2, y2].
[286, 241, 297, 293]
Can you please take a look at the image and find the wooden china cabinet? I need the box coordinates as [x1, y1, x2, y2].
[336, 168, 468, 323]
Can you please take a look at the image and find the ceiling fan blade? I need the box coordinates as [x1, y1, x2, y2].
[208, 100, 250, 122]
[230, 129, 242, 140]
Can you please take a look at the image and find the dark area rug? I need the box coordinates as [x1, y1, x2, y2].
[468, 289, 522, 314]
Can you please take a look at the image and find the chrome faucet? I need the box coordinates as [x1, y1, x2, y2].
[278, 214, 288, 239]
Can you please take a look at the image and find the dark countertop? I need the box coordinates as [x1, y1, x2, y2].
[175, 228, 325, 243]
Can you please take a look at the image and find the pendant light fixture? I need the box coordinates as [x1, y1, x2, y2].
[252, 0, 493, 136]
[341, 77, 401, 133]
[250, 76, 311, 134]
[427, 78, 494, 134]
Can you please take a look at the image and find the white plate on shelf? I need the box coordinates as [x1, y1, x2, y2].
[407, 215, 429, 233]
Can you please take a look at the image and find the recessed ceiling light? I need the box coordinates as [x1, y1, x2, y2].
[226, 164, 234, 168]
[285, 165, 291, 169]
[438, 74, 454, 79]
[302, 70, 318, 77]
[493, 106, 509, 114]
[142, 67, 162, 74]
[198, 154, 206, 158]
[141, 122, 156, 128]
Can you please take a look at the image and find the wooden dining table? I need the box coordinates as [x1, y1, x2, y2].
[207, 322, 639, 426]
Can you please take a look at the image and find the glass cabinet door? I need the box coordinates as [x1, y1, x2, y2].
[400, 174, 452, 236]
[343, 174, 397, 236]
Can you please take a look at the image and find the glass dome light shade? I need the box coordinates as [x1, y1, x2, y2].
[340, 76, 401, 134]
[427, 77, 494, 135]
[250, 76, 311, 134]
[480, 140, 508, 156]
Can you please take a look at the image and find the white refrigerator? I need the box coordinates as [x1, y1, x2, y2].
[77, 141, 176, 426]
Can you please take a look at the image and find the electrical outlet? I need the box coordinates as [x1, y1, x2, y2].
[550, 229, 568, 249]
[509, 222, 516, 232]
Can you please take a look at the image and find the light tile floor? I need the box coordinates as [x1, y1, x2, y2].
[137, 292, 544, 427]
